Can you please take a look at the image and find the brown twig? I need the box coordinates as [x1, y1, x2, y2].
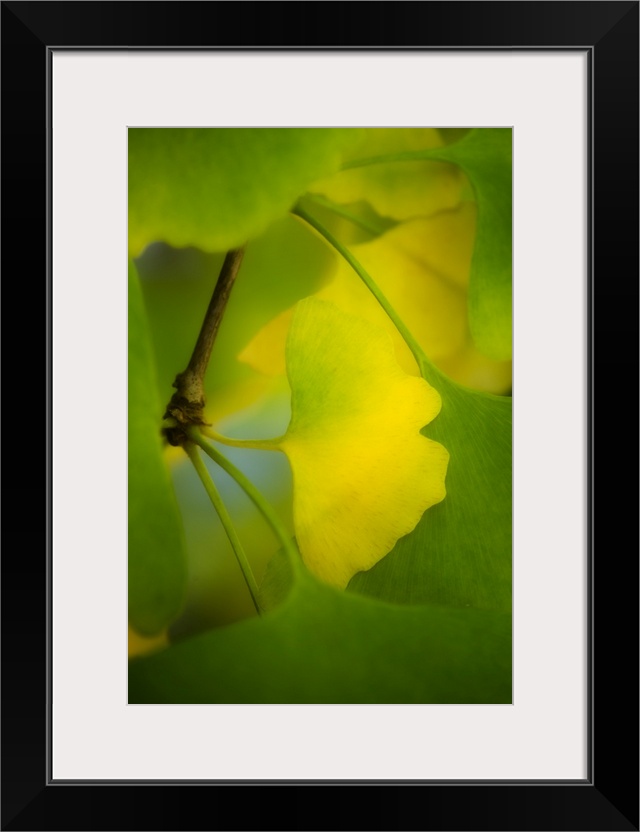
[163, 247, 245, 445]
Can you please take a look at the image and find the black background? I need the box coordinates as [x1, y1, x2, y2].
[2, 2, 638, 830]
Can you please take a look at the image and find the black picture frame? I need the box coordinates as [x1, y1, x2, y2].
[2, 2, 638, 830]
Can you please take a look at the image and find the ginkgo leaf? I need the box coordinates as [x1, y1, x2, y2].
[130, 566, 511, 704]
[239, 208, 511, 395]
[418, 128, 512, 361]
[349, 377, 512, 612]
[273, 298, 449, 588]
[311, 127, 467, 221]
[311, 128, 512, 360]
[128, 128, 362, 256]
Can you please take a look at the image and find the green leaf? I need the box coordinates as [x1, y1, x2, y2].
[349, 370, 511, 614]
[419, 128, 513, 360]
[129, 128, 361, 256]
[129, 261, 188, 635]
[129, 569, 511, 704]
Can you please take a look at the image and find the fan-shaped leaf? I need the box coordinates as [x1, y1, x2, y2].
[129, 128, 361, 256]
[130, 569, 511, 704]
[275, 298, 449, 588]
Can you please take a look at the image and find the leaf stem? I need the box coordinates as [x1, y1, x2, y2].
[184, 441, 262, 614]
[292, 203, 429, 370]
[200, 425, 283, 451]
[303, 193, 388, 236]
[164, 247, 245, 445]
[188, 428, 302, 575]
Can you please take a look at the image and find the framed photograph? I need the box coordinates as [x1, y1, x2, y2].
[2, 2, 637, 830]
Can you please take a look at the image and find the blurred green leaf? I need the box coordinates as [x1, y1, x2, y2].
[129, 568, 511, 704]
[129, 261, 187, 635]
[349, 371, 511, 614]
[420, 128, 512, 360]
[129, 128, 361, 256]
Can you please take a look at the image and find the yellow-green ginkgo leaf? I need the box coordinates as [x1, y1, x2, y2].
[311, 127, 467, 222]
[277, 298, 449, 588]
[239, 207, 512, 395]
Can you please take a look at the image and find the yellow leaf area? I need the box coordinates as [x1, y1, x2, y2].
[240, 206, 512, 395]
[275, 298, 449, 588]
[128, 623, 168, 658]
